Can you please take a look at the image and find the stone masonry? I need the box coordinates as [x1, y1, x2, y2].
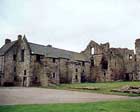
[0, 35, 139, 87]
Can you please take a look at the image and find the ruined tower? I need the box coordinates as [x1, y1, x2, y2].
[135, 39, 140, 80]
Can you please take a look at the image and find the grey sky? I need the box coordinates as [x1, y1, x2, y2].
[0, 0, 140, 52]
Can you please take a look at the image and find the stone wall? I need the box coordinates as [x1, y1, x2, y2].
[59, 58, 69, 83]
[0, 36, 139, 87]
[2, 43, 17, 86]
[45, 57, 60, 85]
[15, 36, 31, 86]
[30, 55, 48, 87]
[135, 39, 140, 80]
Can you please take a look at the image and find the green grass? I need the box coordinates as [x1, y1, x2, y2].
[48, 81, 140, 96]
[0, 99, 140, 112]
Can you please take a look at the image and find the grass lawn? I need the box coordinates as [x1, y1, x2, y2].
[48, 81, 140, 96]
[0, 99, 140, 112]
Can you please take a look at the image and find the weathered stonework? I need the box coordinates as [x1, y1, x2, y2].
[0, 35, 139, 87]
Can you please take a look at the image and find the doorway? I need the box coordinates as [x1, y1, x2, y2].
[81, 71, 86, 83]
[23, 77, 27, 87]
[124, 73, 130, 81]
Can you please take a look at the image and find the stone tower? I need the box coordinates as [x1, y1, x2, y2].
[135, 39, 140, 80]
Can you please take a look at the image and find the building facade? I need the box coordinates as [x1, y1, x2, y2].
[0, 35, 139, 87]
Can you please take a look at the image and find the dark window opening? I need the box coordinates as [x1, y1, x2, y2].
[81, 70, 86, 82]
[82, 62, 85, 66]
[24, 70, 26, 76]
[124, 73, 130, 81]
[13, 54, 16, 61]
[75, 75, 78, 80]
[35, 76, 38, 82]
[36, 55, 41, 62]
[135, 57, 137, 62]
[53, 58, 56, 63]
[52, 73, 56, 78]
[115, 61, 116, 67]
[14, 76, 18, 81]
[101, 57, 108, 70]
[91, 59, 94, 67]
[104, 71, 106, 76]
[21, 49, 24, 62]
[76, 68, 78, 72]
[14, 67, 16, 72]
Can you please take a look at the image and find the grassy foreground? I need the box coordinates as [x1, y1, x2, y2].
[0, 99, 140, 112]
[49, 81, 140, 96]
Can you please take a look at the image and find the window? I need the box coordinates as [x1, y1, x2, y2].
[101, 57, 108, 70]
[14, 67, 16, 72]
[13, 54, 16, 61]
[76, 68, 78, 72]
[36, 55, 41, 62]
[53, 58, 56, 63]
[24, 70, 26, 75]
[129, 54, 133, 60]
[52, 73, 55, 78]
[34, 76, 38, 82]
[21, 49, 24, 62]
[91, 59, 94, 67]
[14, 76, 18, 81]
[75, 75, 78, 80]
[82, 61, 85, 66]
[104, 71, 106, 76]
[91, 48, 95, 55]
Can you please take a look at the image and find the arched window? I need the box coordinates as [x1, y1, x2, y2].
[129, 54, 133, 60]
[91, 48, 95, 55]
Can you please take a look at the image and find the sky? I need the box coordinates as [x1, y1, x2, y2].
[0, 0, 140, 52]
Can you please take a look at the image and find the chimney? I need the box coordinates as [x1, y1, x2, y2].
[47, 44, 52, 47]
[5, 39, 11, 44]
[18, 34, 22, 40]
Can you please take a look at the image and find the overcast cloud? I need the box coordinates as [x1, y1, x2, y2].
[0, 0, 140, 52]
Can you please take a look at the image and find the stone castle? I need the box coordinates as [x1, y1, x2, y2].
[0, 35, 140, 87]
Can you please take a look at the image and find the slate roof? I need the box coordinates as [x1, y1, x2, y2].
[29, 42, 87, 61]
[0, 41, 17, 56]
[0, 40, 88, 61]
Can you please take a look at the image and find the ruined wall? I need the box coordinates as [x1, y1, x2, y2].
[103, 48, 135, 81]
[15, 36, 31, 86]
[0, 56, 4, 85]
[81, 41, 110, 82]
[67, 61, 81, 83]
[2, 44, 17, 86]
[59, 58, 69, 83]
[30, 55, 48, 87]
[81, 61, 91, 82]
[135, 39, 140, 80]
[0, 56, 4, 73]
[81, 40, 136, 82]
[107, 50, 125, 81]
[45, 57, 60, 85]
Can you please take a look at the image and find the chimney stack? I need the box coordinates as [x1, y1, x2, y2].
[18, 34, 22, 40]
[5, 39, 11, 44]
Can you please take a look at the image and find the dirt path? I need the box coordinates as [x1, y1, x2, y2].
[0, 87, 133, 105]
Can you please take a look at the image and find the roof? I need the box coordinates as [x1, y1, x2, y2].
[0, 40, 88, 61]
[0, 41, 17, 56]
[29, 42, 88, 61]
